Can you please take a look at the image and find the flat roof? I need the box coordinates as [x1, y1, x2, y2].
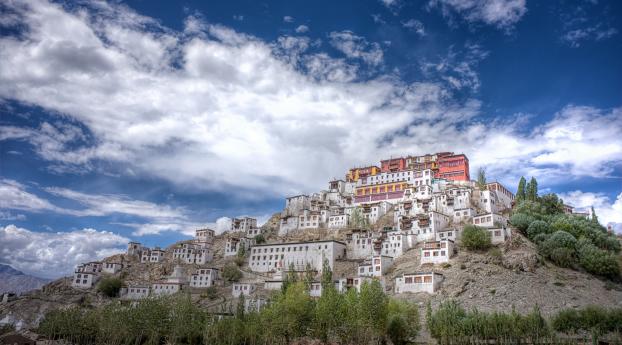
[401, 272, 444, 276]
[252, 239, 347, 247]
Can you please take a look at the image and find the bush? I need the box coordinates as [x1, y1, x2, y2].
[461, 225, 491, 251]
[538, 231, 577, 267]
[222, 263, 243, 282]
[97, 277, 122, 298]
[527, 220, 549, 239]
[386, 299, 420, 345]
[203, 286, 218, 300]
[577, 239, 620, 278]
[533, 233, 549, 245]
[254, 234, 266, 244]
[510, 213, 535, 233]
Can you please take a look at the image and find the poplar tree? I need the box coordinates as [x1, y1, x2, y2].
[591, 206, 599, 224]
[516, 176, 526, 202]
[528, 177, 538, 201]
[477, 167, 487, 190]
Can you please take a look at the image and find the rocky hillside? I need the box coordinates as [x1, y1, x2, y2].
[0, 264, 50, 295]
[388, 231, 622, 316]
[1, 224, 621, 332]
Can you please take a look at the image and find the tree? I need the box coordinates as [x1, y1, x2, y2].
[516, 176, 527, 203]
[359, 280, 388, 339]
[303, 263, 315, 290]
[222, 263, 242, 282]
[97, 277, 122, 297]
[510, 213, 536, 233]
[461, 225, 492, 251]
[387, 299, 420, 345]
[254, 234, 266, 244]
[526, 220, 549, 239]
[528, 177, 538, 201]
[477, 167, 487, 190]
[350, 207, 370, 229]
[591, 206, 599, 224]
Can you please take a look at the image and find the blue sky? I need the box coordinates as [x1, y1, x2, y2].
[0, 0, 621, 278]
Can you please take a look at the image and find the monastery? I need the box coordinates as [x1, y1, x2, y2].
[71, 152, 515, 311]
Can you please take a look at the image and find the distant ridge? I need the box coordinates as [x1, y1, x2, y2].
[0, 264, 51, 295]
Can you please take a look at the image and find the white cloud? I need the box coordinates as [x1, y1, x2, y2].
[420, 42, 489, 92]
[562, 26, 618, 48]
[429, 0, 527, 30]
[295, 25, 309, 33]
[0, 224, 129, 278]
[328, 30, 384, 65]
[233, 15, 244, 21]
[402, 19, 426, 36]
[558, 191, 622, 234]
[283, 16, 294, 23]
[0, 0, 619, 206]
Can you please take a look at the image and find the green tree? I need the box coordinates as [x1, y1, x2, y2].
[510, 213, 536, 234]
[591, 206, 599, 224]
[97, 277, 122, 298]
[387, 299, 420, 345]
[359, 280, 388, 340]
[477, 167, 487, 190]
[516, 176, 527, 203]
[222, 263, 242, 282]
[461, 225, 492, 251]
[577, 238, 620, 278]
[350, 207, 370, 229]
[254, 234, 266, 244]
[528, 177, 538, 201]
[527, 220, 549, 239]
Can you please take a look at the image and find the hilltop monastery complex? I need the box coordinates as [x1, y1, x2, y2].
[71, 152, 517, 311]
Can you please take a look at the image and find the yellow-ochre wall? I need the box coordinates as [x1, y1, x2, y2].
[355, 182, 409, 195]
[346, 166, 380, 182]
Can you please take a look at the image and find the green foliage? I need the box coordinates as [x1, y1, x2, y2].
[461, 225, 491, 251]
[510, 181, 620, 279]
[516, 176, 526, 203]
[350, 207, 370, 229]
[254, 234, 266, 244]
[552, 305, 622, 342]
[222, 263, 242, 282]
[387, 299, 420, 345]
[510, 213, 536, 233]
[577, 238, 620, 278]
[477, 167, 487, 190]
[527, 220, 550, 238]
[96, 277, 122, 298]
[527, 177, 538, 201]
[203, 286, 218, 300]
[427, 301, 551, 344]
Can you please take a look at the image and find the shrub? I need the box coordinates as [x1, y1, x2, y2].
[461, 225, 491, 251]
[577, 239, 620, 278]
[488, 247, 503, 264]
[97, 277, 122, 298]
[527, 220, 549, 239]
[204, 286, 218, 300]
[533, 233, 549, 245]
[222, 263, 243, 282]
[254, 234, 266, 244]
[510, 213, 535, 233]
[538, 231, 577, 267]
[386, 299, 420, 345]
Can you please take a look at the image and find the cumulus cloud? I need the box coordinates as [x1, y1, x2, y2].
[0, 224, 129, 278]
[328, 30, 384, 66]
[295, 25, 309, 33]
[429, 0, 527, 30]
[283, 16, 294, 23]
[558, 191, 622, 234]
[0, 0, 619, 205]
[402, 19, 426, 36]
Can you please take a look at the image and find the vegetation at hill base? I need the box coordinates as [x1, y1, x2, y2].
[511, 176, 620, 279]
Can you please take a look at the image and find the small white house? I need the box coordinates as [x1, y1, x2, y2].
[328, 214, 349, 229]
[102, 262, 123, 274]
[473, 213, 508, 228]
[152, 266, 187, 295]
[488, 227, 511, 244]
[224, 237, 254, 257]
[123, 285, 151, 300]
[335, 276, 374, 293]
[72, 272, 99, 288]
[245, 297, 269, 313]
[394, 272, 443, 294]
[264, 279, 283, 291]
[435, 229, 459, 242]
[232, 282, 256, 297]
[150, 248, 165, 262]
[127, 241, 144, 256]
[358, 255, 393, 277]
[189, 268, 219, 288]
[195, 228, 215, 245]
[309, 282, 323, 297]
[420, 240, 454, 265]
